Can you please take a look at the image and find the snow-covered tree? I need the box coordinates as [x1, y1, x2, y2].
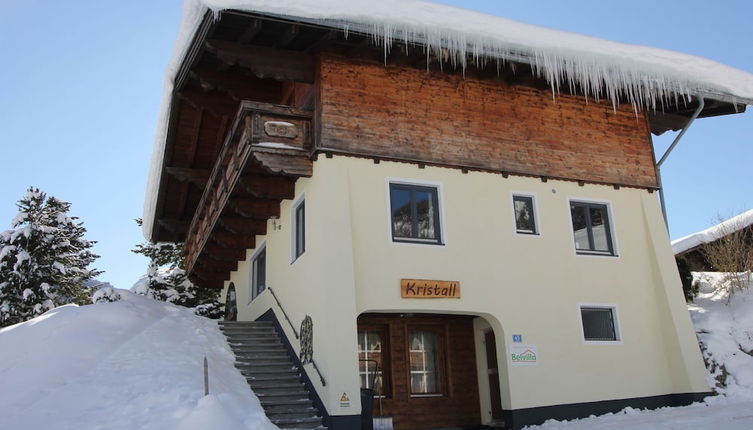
[0, 188, 101, 327]
[132, 219, 222, 318]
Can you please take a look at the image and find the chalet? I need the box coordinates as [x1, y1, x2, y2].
[673, 209, 753, 271]
[142, 1, 753, 429]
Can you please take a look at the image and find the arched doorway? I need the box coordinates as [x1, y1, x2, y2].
[224, 283, 237, 321]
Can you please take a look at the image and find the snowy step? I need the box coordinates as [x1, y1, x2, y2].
[224, 331, 281, 338]
[245, 373, 301, 382]
[260, 397, 314, 407]
[271, 416, 324, 429]
[229, 345, 287, 353]
[227, 337, 283, 345]
[222, 328, 278, 335]
[236, 364, 298, 374]
[219, 321, 273, 326]
[264, 404, 318, 415]
[251, 384, 309, 398]
[267, 411, 320, 421]
[224, 332, 280, 339]
[234, 353, 291, 362]
[234, 359, 294, 367]
[255, 388, 310, 398]
[227, 339, 284, 347]
[249, 380, 304, 390]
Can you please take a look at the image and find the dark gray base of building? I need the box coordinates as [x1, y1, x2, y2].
[503, 392, 714, 429]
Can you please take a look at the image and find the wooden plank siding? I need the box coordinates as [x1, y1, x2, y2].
[358, 314, 481, 430]
[318, 53, 658, 188]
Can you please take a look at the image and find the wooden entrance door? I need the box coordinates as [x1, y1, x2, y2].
[485, 330, 503, 420]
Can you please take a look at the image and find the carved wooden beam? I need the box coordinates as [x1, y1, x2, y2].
[219, 217, 267, 235]
[166, 167, 210, 187]
[211, 230, 256, 250]
[274, 25, 300, 48]
[196, 255, 237, 273]
[228, 198, 281, 219]
[205, 244, 247, 262]
[177, 89, 237, 116]
[205, 40, 315, 83]
[237, 175, 296, 200]
[190, 66, 281, 103]
[237, 18, 263, 44]
[158, 218, 191, 234]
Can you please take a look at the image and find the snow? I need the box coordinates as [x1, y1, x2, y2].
[0, 291, 277, 430]
[672, 209, 753, 255]
[527, 272, 753, 429]
[141, 0, 753, 239]
[255, 141, 301, 150]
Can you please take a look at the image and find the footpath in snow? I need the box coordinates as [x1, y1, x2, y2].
[0, 291, 277, 430]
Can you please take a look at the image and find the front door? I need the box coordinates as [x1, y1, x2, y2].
[485, 330, 503, 420]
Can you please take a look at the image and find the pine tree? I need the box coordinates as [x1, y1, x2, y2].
[132, 219, 222, 318]
[0, 188, 101, 327]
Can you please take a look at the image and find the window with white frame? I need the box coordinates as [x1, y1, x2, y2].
[408, 329, 442, 395]
[570, 200, 615, 255]
[250, 246, 266, 300]
[580, 306, 620, 342]
[389, 182, 442, 244]
[292, 198, 305, 261]
[512, 194, 538, 235]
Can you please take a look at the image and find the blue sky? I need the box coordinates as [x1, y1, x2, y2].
[1, 1, 751, 289]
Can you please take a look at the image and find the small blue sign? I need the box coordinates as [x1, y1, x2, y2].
[512, 334, 523, 343]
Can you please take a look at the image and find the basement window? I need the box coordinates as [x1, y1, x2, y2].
[389, 183, 442, 245]
[580, 306, 620, 342]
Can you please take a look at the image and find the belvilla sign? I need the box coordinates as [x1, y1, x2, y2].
[401, 279, 461, 298]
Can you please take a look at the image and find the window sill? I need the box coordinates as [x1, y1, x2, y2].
[575, 250, 617, 257]
[392, 238, 445, 246]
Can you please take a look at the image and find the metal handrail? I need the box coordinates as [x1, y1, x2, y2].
[267, 287, 327, 386]
[268, 287, 299, 339]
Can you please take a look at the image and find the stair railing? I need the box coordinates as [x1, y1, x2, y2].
[267, 287, 327, 386]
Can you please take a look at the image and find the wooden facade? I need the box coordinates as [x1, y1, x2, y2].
[319, 53, 658, 188]
[358, 314, 481, 429]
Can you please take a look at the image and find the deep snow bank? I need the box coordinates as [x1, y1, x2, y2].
[0, 291, 277, 430]
[689, 272, 753, 399]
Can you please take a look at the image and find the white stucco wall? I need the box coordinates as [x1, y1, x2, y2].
[221, 155, 709, 417]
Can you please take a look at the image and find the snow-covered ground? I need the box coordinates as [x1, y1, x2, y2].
[0, 291, 277, 430]
[2, 274, 752, 429]
[529, 272, 753, 429]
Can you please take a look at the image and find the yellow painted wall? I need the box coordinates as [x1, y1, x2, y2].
[222, 155, 709, 418]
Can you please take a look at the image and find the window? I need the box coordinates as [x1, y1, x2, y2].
[409, 329, 442, 395]
[512, 194, 538, 234]
[251, 246, 266, 299]
[580, 306, 620, 342]
[389, 183, 442, 244]
[292, 198, 305, 261]
[358, 328, 389, 397]
[570, 201, 614, 255]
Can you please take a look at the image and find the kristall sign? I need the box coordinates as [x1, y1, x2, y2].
[400, 279, 461, 298]
[510, 345, 538, 366]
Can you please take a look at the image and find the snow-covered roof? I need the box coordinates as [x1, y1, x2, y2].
[672, 209, 753, 255]
[143, 0, 753, 239]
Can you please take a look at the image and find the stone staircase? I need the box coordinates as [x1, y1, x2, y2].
[219, 321, 326, 429]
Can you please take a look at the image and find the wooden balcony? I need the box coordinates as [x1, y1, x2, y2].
[185, 101, 313, 287]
